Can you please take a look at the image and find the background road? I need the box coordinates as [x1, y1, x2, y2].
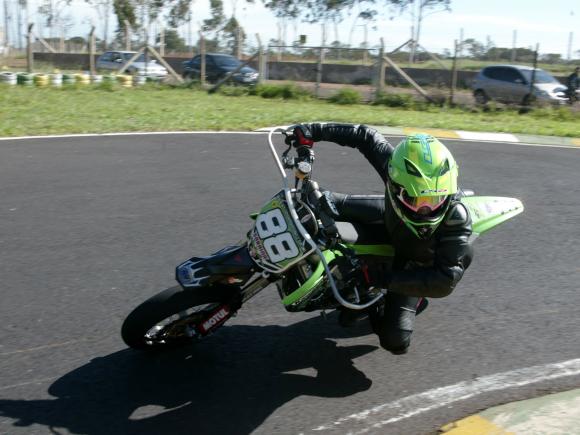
[0, 133, 579, 435]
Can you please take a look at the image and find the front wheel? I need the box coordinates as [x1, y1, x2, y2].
[121, 285, 239, 351]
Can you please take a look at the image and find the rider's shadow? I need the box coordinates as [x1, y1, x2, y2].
[0, 314, 377, 435]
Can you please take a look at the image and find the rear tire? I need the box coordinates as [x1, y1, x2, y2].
[474, 90, 489, 105]
[121, 285, 238, 351]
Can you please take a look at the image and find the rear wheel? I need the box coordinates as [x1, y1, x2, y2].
[474, 89, 489, 105]
[121, 285, 239, 351]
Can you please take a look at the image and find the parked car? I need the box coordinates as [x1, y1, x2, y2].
[96, 51, 168, 78]
[472, 65, 568, 105]
[182, 53, 259, 85]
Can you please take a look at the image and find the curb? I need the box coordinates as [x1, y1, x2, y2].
[371, 125, 580, 148]
[440, 388, 580, 434]
[255, 125, 580, 148]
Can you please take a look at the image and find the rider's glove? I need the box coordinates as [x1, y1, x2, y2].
[284, 124, 314, 147]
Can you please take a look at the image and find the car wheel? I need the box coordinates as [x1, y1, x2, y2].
[522, 94, 534, 106]
[474, 90, 489, 105]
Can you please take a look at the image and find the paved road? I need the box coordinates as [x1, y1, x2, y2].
[0, 133, 579, 435]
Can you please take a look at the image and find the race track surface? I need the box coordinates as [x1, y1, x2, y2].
[0, 133, 579, 435]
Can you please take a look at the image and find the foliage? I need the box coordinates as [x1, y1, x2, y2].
[250, 83, 312, 99]
[156, 29, 187, 52]
[217, 85, 250, 96]
[328, 88, 362, 105]
[373, 92, 419, 109]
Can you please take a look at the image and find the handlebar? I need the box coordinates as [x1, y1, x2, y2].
[266, 127, 384, 311]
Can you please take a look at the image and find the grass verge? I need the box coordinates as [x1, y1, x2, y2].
[1, 84, 579, 138]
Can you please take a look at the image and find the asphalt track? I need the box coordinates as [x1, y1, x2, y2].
[0, 132, 579, 435]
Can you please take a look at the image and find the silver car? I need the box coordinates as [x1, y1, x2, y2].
[96, 51, 168, 78]
[472, 65, 567, 105]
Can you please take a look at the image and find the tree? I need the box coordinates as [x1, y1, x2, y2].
[461, 38, 485, 59]
[38, 0, 72, 39]
[222, 15, 245, 55]
[85, 0, 113, 49]
[387, 0, 451, 62]
[156, 28, 187, 52]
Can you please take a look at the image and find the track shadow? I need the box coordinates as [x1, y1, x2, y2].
[0, 314, 377, 434]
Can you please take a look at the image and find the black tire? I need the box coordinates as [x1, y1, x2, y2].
[474, 89, 489, 105]
[121, 285, 238, 351]
[522, 94, 534, 106]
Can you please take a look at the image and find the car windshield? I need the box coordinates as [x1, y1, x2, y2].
[520, 69, 558, 84]
[214, 56, 240, 67]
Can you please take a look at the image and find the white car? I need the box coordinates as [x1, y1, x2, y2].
[96, 51, 168, 78]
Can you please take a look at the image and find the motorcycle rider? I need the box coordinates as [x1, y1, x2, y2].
[566, 66, 579, 104]
[285, 123, 474, 354]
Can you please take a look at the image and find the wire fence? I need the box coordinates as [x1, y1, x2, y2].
[2, 27, 579, 108]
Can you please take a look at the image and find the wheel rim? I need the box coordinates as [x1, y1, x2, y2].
[143, 303, 220, 346]
[475, 91, 487, 104]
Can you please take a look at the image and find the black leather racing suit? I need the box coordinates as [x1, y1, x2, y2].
[303, 123, 474, 353]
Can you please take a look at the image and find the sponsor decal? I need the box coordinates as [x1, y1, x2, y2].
[420, 188, 448, 194]
[199, 306, 230, 333]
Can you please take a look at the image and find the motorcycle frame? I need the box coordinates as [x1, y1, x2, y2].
[265, 128, 384, 311]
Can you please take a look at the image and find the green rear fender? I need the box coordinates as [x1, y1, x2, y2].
[461, 196, 524, 235]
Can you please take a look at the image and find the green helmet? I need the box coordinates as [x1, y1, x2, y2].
[386, 134, 458, 239]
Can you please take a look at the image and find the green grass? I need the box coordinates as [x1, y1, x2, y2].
[1, 84, 579, 138]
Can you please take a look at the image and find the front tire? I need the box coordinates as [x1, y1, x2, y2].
[121, 285, 238, 351]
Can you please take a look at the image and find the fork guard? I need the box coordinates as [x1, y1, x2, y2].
[176, 245, 256, 289]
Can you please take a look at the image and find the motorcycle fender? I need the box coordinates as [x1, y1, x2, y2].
[176, 245, 255, 289]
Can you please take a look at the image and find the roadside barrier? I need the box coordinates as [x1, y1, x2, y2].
[134, 74, 147, 86]
[50, 73, 63, 87]
[75, 73, 91, 85]
[34, 74, 49, 87]
[0, 71, 162, 89]
[62, 73, 75, 85]
[117, 74, 133, 88]
[17, 73, 34, 86]
[0, 72, 17, 85]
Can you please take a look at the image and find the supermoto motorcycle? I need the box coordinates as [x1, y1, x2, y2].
[121, 128, 524, 350]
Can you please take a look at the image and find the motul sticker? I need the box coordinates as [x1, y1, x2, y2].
[199, 306, 230, 334]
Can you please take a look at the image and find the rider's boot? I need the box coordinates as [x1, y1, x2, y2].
[338, 308, 368, 327]
[373, 293, 421, 355]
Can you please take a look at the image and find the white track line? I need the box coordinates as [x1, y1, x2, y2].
[312, 357, 580, 434]
[0, 130, 578, 150]
[0, 131, 264, 141]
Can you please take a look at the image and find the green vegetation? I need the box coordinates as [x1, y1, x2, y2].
[329, 88, 362, 105]
[0, 84, 579, 138]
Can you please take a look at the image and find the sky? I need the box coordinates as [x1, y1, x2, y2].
[1, 0, 579, 58]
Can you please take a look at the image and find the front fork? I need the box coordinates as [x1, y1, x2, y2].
[193, 275, 271, 337]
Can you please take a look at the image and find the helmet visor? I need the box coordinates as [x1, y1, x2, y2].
[397, 188, 447, 216]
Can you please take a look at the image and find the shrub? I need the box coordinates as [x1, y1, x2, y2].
[373, 92, 414, 108]
[329, 88, 362, 105]
[218, 85, 250, 97]
[251, 83, 312, 100]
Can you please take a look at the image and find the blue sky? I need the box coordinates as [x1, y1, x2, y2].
[2, 0, 579, 58]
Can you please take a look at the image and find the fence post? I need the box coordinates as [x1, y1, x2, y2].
[89, 26, 96, 75]
[375, 38, 386, 100]
[236, 26, 242, 59]
[256, 33, 265, 84]
[527, 43, 539, 105]
[449, 40, 458, 106]
[124, 20, 131, 51]
[27, 23, 33, 73]
[199, 31, 206, 87]
[315, 46, 324, 98]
